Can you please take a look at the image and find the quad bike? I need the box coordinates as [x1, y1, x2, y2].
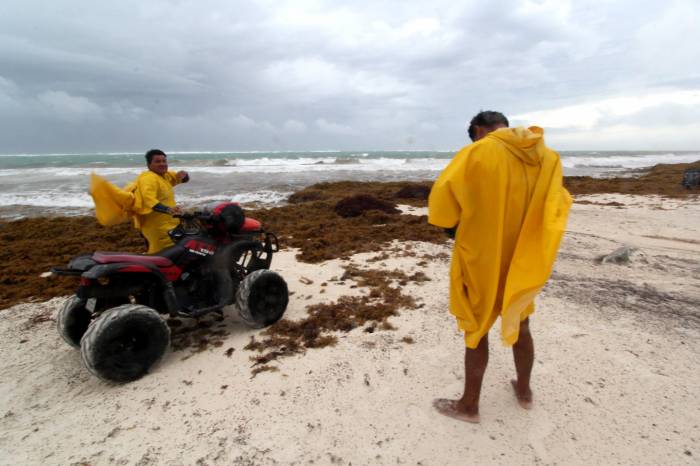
[52, 203, 289, 383]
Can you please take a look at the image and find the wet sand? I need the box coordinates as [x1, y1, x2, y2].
[0, 162, 699, 464]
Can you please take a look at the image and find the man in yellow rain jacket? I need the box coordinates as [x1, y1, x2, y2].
[90, 149, 189, 253]
[428, 111, 571, 423]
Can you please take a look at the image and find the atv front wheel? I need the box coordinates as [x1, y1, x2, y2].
[236, 270, 289, 328]
[80, 304, 170, 383]
[57, 296, 92, 348]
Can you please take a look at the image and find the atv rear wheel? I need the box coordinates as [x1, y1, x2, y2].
[57, 296, 92, 348]
[236, 270, 289, 328]
[80, 304, 170, 383]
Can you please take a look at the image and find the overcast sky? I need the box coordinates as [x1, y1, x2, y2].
[1, 0, 699, 153]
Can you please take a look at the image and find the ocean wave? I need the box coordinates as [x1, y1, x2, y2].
[0, 160, 448, 178]
[0, 189, 292, 210]
[572, 164, 624, 169]
[212, 159, 233, 167]
[0, 192, 95, 208]
[333, 157, 360, 165]
[2, 152, 697, 183]
[182, 190, 293, 206]
[561, 152, 700, 169]
[0, 167, 143, 178]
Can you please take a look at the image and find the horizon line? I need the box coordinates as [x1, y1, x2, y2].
[1, 148, 700, 157]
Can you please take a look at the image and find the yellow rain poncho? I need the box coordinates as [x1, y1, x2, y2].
[428, 126, 571, 348]
[90, 171, 183, 253]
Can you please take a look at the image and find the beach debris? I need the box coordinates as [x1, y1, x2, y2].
[0, 182, 446, 309]
[250, 365, 279, 378]
[380, 320, 397, 330]
[367, 252, 391, 263]
[23, 311, 54, 330]
[596, 246, 636, 265]
[250, 347, 297, 366]
[682, 168, 700, 189]
[565, 159, 700, 197]
[288, 189, 328, 203]
[242, 265, 427, 374]
[408, 271, 430, 282]
[394, 184, 431, 200]
[574, 200, 625, 207]
[299, 276, 314, 285]
[334, 194, 400, 218]
[39, 271, 53, 278]
[170, 315, 230, 353]
[7, 168, 700, 310]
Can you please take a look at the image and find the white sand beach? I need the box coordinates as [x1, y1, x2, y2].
[1, 196, 699, 465]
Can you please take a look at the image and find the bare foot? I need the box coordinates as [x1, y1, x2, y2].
[511, 379, 533, 409]
[432, 398, 480, 423]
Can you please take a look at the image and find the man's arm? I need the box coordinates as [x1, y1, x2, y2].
[164, 171, 189, 186]
[137, 174, 161, 210]
[152, 203, 174, 214]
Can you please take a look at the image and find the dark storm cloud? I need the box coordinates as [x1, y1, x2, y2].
[0, 0, 698, 152]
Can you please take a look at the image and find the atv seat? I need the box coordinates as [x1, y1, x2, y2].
[93, 252, 174, 267]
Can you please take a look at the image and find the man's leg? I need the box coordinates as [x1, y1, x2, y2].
[433, 334, 489, 423]
[511, 318, 534, 409]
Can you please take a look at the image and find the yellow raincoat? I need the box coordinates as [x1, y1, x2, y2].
[428, 126, 571, 348]
[90, 171, 183, 253]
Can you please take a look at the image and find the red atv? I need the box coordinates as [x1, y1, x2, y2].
[52, 203, 289, 383]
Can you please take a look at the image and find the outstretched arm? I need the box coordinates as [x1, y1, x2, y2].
[176, 171, 189, 183]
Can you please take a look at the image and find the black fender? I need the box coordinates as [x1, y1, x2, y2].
[51, 254, 97, 276]
[224, 235, 275, 273]
[78, 263, 179, 315]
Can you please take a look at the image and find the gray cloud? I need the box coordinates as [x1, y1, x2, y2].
[0, 0, 699, 152]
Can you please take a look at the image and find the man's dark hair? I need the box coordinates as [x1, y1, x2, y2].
[145, 149, 167, 165]
[467, 111, 509, 142]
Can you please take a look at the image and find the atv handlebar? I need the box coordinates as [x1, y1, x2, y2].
[173, 211, 212, 221]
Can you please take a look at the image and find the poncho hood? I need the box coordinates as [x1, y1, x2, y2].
[487, 126, 545, 166]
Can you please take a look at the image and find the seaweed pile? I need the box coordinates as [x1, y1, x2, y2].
[1, 161, 698, 310]
[249, 181, 441, 263]
[0, 181, 441, 308]
[244, 265, 430, 374]
[565, 160, 700, 197]
[0, 218, 143, 308]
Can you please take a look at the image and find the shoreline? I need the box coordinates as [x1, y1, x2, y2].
[1, 160, 699, 308]
[0, 160, 698, 222]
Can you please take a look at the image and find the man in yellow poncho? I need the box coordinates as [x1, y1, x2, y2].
[428, 111, 571, 423]
[90, 149, 189, 253]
